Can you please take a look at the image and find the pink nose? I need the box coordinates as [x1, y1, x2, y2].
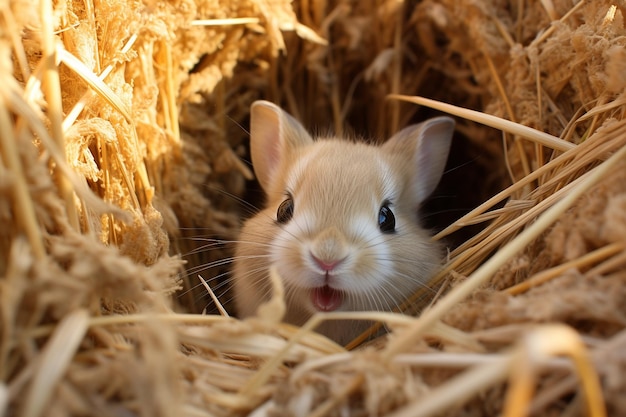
[311, 254, 341, 271]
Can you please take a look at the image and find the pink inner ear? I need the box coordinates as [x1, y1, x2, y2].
[382, 117, 454, 204]
[250, 102, 283, 192]
[413, 117, 455, 204]
[249, 101, 316, 192]
[261, 130, 281, 183]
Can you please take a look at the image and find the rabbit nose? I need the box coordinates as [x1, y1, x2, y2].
[311, 254, 342, 271]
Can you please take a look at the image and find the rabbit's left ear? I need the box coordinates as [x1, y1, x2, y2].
[383, 116, 455, 204]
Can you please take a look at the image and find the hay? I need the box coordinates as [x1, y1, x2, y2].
[1, 0, 625, 416]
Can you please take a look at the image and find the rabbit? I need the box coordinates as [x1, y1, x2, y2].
[232, 100, 454, 345]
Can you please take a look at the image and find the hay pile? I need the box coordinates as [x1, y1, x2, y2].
[1, 0, 625, 416]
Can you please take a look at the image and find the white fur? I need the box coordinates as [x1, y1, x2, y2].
[232, 101, 455, 345]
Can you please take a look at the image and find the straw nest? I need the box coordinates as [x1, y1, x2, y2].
[1, 0, 625, 416]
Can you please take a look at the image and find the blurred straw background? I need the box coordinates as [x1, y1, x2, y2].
[1, 0, 625, 416]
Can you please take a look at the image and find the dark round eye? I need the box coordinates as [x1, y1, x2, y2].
[378, 202, 396, 233]
[276, 195, 294, 224]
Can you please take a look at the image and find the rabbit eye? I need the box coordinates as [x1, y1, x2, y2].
[276, 195, 294, 224]
[378, 202, 396, 233]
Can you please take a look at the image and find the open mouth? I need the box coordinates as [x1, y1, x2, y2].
[311, 285, 343, 312]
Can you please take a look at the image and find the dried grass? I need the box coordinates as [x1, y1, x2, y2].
[1, 0, 626, 416]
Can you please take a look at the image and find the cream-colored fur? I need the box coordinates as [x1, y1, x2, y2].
[233, 101, 454, 345]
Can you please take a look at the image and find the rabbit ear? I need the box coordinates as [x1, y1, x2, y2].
[383, 116, 455, 204]
[249, 101, 314, 192]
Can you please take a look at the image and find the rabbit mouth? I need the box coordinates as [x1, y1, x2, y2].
[311, 285, 343, 312]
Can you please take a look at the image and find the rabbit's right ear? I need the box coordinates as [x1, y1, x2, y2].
[249, 101, 314, 192]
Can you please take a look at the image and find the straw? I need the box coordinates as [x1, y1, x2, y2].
[22, 310, 89, 417]
[384, 142, 626, 360]
[386, 95, 576, 152]
[39, 0, 79, 230]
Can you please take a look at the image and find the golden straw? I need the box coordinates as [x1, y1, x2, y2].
[387, 95, 575, 152]
[383, 141, 626, 360]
